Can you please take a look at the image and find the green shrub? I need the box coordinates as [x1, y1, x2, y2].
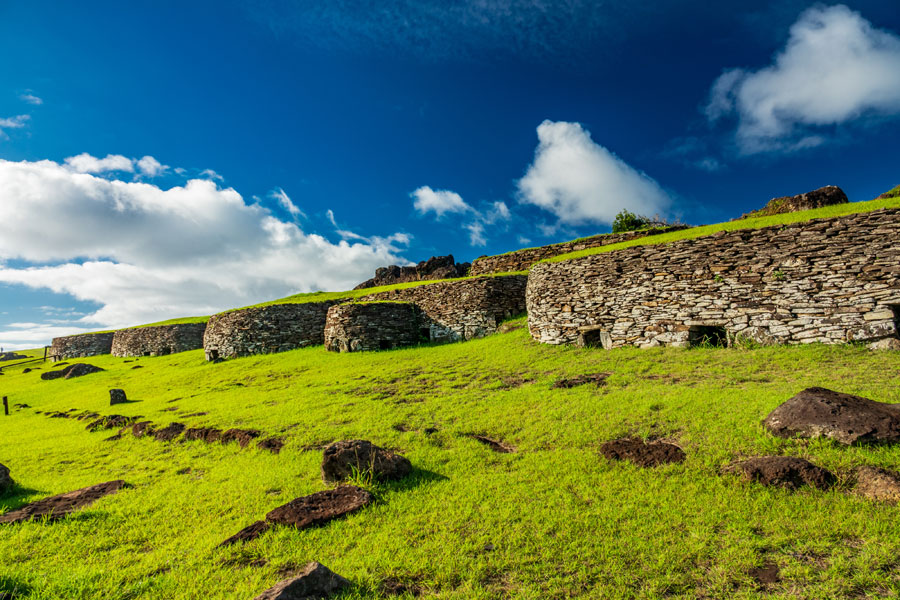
[612, 209, 649, 233]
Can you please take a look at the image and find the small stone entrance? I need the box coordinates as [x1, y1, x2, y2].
[688, 325, 728, 348]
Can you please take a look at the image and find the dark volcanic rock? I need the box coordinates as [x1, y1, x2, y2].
[726, 456, 835, 490]
[854, 466, 900, 503]
[220, 428, 262, 448]
[552, 372, 611, 389]
[131, 421, 154, 437]
[0, 352, 27, 362]
[184, 427, 223, 443]
[109, 389, 127, 405]
[40, 368, 69, 381]
[763, 387, 900, 445]
[253, 562, 351, 600]
[741, 185, 848, 219]
[600, 438, 686, 467]
[152, 423, 185, 442]
[266, 485, 373, 529]
[219, 520, 271, 547]
[63, 363, 105, 379]
[353, 255, 470, 290]
[258, 437, 285, 454]
[321, 440, 411, 483]
[86, 415, 137, 432]
[0, 462, 12, 495]
[0, 480, 126, 524]
[468, 434, 516, 453]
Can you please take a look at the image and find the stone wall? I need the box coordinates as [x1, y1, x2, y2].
[202, 301, 340, 360]
[360, 275, 528, 342]
[324, 302, 425, 352]
[468, 226, 687, 276]
[526, 208, 900, 349]
[50, 332, 115, 361]
[111, 323, 207, 357]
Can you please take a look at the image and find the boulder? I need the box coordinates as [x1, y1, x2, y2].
[600, 438, 686, 467]
[321, 440, 411, 483]
[0, 480, 126, 524]
[763, 387, 900, 445]
[253, 562, 350, 600]
[266, 485, 373, 529]
[740, 185, 848, 219]
[725, 456, 835, 490]
[0, 462, 12, 494]
[353, 255, 470, 290]
[42, 363, 105, 380]
[109, 389, 127, 405]
[854, 466, 900, 503]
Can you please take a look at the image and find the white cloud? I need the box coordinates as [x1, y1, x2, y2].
[0, 158, 410, 335]
[411, 186, 472, 217]
[517, 120, 670, 225]
[64, 153, 135, 174]
[269, 187, 305, 218]
[707, 4, 900, 154]
[136, 155, 167, 177]
[466, 222, 486, 247]
[0, 323, 96, 351]
[19, 93, 43, 105]
[0, 114, 30, 140]
[199, 168, 224, 181]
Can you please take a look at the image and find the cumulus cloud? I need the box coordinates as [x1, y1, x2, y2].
[0, 115, 30, 140]
[411, 186, 472, 217]
[518, 120, 670, 226]
[136, 155, 167, 177]
[64, 153, 135, 174]
[707, 4, 900, 154]
[0, 158, 410, 333]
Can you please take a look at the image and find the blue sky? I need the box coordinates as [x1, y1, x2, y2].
[1, 0, 899, 349]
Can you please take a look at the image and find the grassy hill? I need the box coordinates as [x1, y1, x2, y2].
[3, 320, 900, 599]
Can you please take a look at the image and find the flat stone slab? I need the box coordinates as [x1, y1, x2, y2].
[725, 457, 835, 490]
[600, 438, 686, 467]
[254, 562, 350, 600]
[266, 485, 373, 529]
[0, 480, 126, 524]
[763, 387, 900, 445]
[855, 466, 900, 503]
[321, 440, 411, 483]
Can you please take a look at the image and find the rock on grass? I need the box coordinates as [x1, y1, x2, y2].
[0, 480, 126, 524]
[321, 440, 411, 483]
[855, 466, 900, 503]
[253, 562, 350, 600]
[725, 457, 835, 490]
[600, 438, 685, 467]
[0, 463, 12, 495]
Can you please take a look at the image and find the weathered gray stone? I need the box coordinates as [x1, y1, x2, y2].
[253, 562, 350, 600]
[50, 332, 114, 361]
[109, 389, 127, 405]
[354, 254, 469, 289]
[324, 302, 424, 352]
[111, 323, 206, 357]
[321, 440, 411, 483]
[855, 466, 900, 503]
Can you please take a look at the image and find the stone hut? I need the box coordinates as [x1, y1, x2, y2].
[526, 208, 900, 350]
[324, 302, 425, 352]
[50, 332, 115, 361]
[111, 323, 207, 357]
[202, 301, 341, 361]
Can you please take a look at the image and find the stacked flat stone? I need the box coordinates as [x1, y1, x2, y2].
[111, 323, 206, 357]
[50, 332, 115, 361]
[324, 302, 424, 352]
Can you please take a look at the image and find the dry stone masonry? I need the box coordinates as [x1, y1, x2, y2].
[50, 332, 115, 361]
[468, 225, 687, 276]
[111, 323, 207, 357]
[527, 208, 900, 349]
[203, 301, 341, 360]
[354, 254, 470, 289]
[324, 302, 425, 352]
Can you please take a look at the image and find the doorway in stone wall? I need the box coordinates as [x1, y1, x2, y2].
[891, 305, 900, 337]
[688, 325, 728, 348]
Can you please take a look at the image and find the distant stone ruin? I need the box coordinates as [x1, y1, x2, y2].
[50, 332, 115, 361]
[739, 185, 848, 219]
[111, 323, 207, 357]
[527, 208, 900, 349]
[354, 255, 470, 289]
[468, 225, 687, 276]
[324, 302, 425, 352]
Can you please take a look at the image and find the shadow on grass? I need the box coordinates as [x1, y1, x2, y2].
[373, 467, 449, 496]
[0, 485, 46, 513]
[0, 574, 30, 599]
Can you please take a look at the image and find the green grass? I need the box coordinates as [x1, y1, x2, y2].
[879, 185, 900, 200]
[3, 320, 900, 598]
[545, 196, 900, 264]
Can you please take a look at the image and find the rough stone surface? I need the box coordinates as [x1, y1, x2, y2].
[184, 427, 223, 443]
[152, 423, 185, 442]
[50, 332, 114, 361]
[527, 208, 900, 349]
[0, 480, 126, 524]
[552, 372, 611, 389]
[203, 302, 340, 360]
[600, 438, 686, 467]
[219, 520, 271, 547]
[354, 255, 470, 289]
[0, 462, 12, 495]
[763, 387, 900, 445]
[469, 226, 687, 276]
[111, 323, 206, 358]
[42, 363, 105, 380]
[855, 466, 900, 503]
[221, 428, 261, 447]
[359, 275, 528, 343]
[109, 389, 127, 405]
[253, 562, 351, 600]
[324, 302, 425, 352]
[266, 485, 374, 528]
[86, 415, 136, 432]
[0, 352, 27, 362]
[740, 185, 848, 219]
[726, 457, 835, 490]
[321, 440, 411, 483]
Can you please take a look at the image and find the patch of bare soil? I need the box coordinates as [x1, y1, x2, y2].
[552, 372, 612, 389]
[468, 434, 517, 453]
[600, 438, 685, 467]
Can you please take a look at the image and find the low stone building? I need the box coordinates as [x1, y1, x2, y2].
[50, 332, 115, 361]
[202, 301, 341, 360]
[111, 323, 207, 357]
[526, 208, 900, 350]
[324, 302, 425, 352]
[468, 225, 686, 276]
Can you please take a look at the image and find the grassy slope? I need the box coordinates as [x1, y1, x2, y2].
[545, 196, 900, 264]
[3, 321, 900, 599]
